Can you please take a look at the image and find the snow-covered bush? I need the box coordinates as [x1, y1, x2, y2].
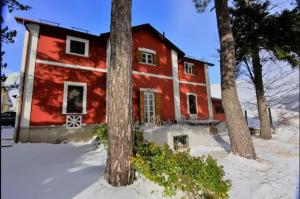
[132, 136, 231, 198]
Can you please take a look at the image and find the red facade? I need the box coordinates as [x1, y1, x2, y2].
[16, 17, 223, 129]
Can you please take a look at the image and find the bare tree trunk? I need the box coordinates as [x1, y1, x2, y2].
[214, 0, 256, 159]
[105, 0, 134, 186]
[251, 49, 272, 139]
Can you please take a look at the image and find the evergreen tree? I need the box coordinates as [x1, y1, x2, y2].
[230, 0, 300, 139]
[1, 0, 31, 82]
[194, 0, 256, 159]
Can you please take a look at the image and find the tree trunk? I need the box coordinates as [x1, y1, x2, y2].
[214, 0, 256, 159]
[105, 0, 134, 186]
[251, 49, 272, 139]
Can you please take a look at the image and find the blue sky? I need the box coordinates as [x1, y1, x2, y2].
[2, 0, 292, 84]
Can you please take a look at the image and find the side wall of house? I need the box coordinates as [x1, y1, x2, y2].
[212, 100, 225, 121]
[30, 25, 107, 126]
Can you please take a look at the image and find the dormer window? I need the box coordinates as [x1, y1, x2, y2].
[184, 62, 194, 75]
[66, 36, 89, 57]
[136, 47, 158, 66]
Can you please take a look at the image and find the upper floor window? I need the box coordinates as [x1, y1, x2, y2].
[136, 47, 158, 65]
[62, 82, 87, 114]
[184, 62, 194, 75]
[66, 36, 89, 57]
[142, 52, 154, 64]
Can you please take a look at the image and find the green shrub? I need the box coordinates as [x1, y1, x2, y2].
[92, 123, 108, 148]
[93, 124, 231, 198]
[132, 141, 231, 198]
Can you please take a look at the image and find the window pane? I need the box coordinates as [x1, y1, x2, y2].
[70, 40, 85, 55]
[67, 85, 83, 113]
[188, 95, 197, 114]
[147, 54, 153, 64]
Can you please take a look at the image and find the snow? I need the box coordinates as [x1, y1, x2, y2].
[2, 121, 299, 199]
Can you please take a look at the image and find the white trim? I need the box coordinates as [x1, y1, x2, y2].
[20, 23, 40, 128]
[204, 64, 213, 119]
[138, 47, 156, 54]
[132, 71, 172, 80]
[139, 88, 159, 93]
[179, 80, 206, 86]
[15, 30, 30, 128]
[36, 59, 107, 73]
[66, 35, 89, 57]
[62, 81, 87, 114]
[171, 49, 181, 120]
[105, 40, 110, 123]
[186, 93, 198, 115]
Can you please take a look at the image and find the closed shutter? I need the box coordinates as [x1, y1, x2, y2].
[153, 54, 159, 65]
[136, 50, 142, 62]
[139, 91, 144, 124]
[155, 92, 162, 120]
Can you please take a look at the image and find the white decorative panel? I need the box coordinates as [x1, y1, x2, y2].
[66, 115, 82, 129]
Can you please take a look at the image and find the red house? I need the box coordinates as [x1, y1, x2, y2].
[14, 17, 224, 143]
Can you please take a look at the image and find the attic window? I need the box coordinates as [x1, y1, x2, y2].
[184, 62, 194, 75]
[66, 36, 89, 57]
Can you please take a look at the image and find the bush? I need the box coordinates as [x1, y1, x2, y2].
[93, 124, 231, 198]
[132, 140, 231, 198]
[92, 123, 108, 148]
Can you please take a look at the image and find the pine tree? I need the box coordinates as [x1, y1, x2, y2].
[230, 0, 300, 139]
[194, 0, 256, 159]
[105, 0, 134, 186]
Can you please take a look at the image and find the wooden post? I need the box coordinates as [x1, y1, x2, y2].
[268, 108, 273, 128]
[244, 110, 248, 126]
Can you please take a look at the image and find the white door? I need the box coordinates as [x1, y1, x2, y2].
[144, 92, 155, 123]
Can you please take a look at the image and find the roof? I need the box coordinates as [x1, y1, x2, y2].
[15, 17, 213, 65]
[100, 23, 185, 55]
[15, 17, 99, 38]
[184, 56, 214, 66]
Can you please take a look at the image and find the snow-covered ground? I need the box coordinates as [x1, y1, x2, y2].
[2, 118, 299, 199]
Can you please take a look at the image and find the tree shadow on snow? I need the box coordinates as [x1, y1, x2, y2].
[212, 134, 232, 153]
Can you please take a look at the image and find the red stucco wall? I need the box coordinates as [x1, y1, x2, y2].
[179, 84, 209, 120]
[30, 63, 106, 126]
[29, 24, 210, 126]
[212, 100, 225, 121]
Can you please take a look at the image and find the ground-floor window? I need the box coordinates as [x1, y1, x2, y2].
[144, 92, 155, 123]
[187, 93, 197, 115]
[62, 82, 87, 114]
[174, 135, 189, 150]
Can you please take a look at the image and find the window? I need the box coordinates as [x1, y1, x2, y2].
[184, 62, 194, 75]
[174, 135, 189, 150]
[144, 92, 155, 123]
[187, 94, 197, 114]
[137, 47, 157, 65]
[66, 36, 89, 57]
[62, 82, 87, 114]
[141, 52, 154, 64]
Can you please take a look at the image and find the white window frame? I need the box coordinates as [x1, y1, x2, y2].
[144, 92, 156, 123]
[186, 93, 198, 115]
[62, 81, 87, 114]
[138, 47, 157, 66]
[66, 35, 89, 57]
[184, 62, 194, 75]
